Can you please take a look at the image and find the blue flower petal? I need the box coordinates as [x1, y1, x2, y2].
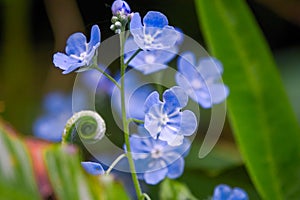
[213, 184, 232, 200]
[166, 157, 184, 179]
[53, 53, 81, 71]
[145, 104, 164, 138]
[178, 110, 197, 136]
[87, 25, 101, 53]
[197, 57, 223, 80]
[130, 12, 143, 32]
[143, 11, 168, 28]
[130, 136, 153, 158]
[209, 83, 229, 104]
[168, 86, 188, 108]
[162, 88, 182, 114]
[65, 32, 87, 56]
[231, 188, 249, 200]
[159, 127, 184, 146]
[81, 161, 104, 175]
[175, 73, 198, 101]
[144, 166, 168, 185]
[144, 91, 160, 113]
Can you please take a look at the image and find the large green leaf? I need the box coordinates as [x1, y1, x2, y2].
[195, 0, 300, 199]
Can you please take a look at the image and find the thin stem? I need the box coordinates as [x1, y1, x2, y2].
[128, 118, 144, 124]
[105, 153, 127, 175]
[120, 30, 144, 200]
[92, 66, 121, 89]
[142, 193, 151, 200]
[125, 48, 143, 67]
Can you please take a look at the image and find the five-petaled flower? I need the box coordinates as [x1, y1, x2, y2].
[111, 0, 131, 16]
[53, 25, 101, 74]
[144, 86, 197, 146]
[212, 184, 249, 200]
[176, 52, 229, 108]
[124, 37, 177, 74]
[130, 11, 178, 50]
[129, 131, 190, 185]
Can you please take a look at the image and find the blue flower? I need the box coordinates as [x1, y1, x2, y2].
[212, 184, 248, 200]
[53, 25, 101, 74]
[124, 37, 177, 74]
[176, 52, 229, 108]
[33, 92, 72, 142]
[144, 86, 197, 146]
[129, 132, 190, 185]
[81, 161, 105, 175]
[111, 0, 131, 16]
[130, 11, 178, 50]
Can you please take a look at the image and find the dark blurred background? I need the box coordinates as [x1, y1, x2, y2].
[0, 0, 299, 135]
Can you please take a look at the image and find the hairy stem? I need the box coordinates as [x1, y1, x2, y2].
[105, 153, 127, 175]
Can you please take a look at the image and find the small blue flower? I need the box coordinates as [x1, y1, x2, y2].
[33, 92, 72, 142]
[124, 37, 177, 74]
[129, 132, 190, 185]
[81, 161, 105, 175]
[130, 11, 178, 50]
[144, 86, 197, 146]
[53, 25, 101, 74]
[176, 52, 229, 108]
[212, 184, 249, 200]
[111, 0, 131, 16]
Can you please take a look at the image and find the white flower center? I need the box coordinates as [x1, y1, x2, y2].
[144, 54, 156, 64]
[160, 114, 169, 126]
[151, 145, 163, 159]
[191, 79, 202, 89]
[144, 34, 154, 45]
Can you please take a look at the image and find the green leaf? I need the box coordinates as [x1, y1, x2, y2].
[185, 142, 243, 176]
[0, 121, 41, 200]
[159, 178, 198, 200]
[44, 145, 130, 200]
[195, 0, 300, 199]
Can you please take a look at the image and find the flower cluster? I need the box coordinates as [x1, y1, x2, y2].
[51, 0, 230, 198]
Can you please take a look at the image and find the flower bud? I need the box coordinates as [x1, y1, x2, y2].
[111, 0, 131, 16]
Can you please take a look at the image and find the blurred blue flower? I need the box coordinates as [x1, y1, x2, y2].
[111, 0, 131, 16]
[80, 66, 115, 95]
[81, 161, 105, 175]
[53, 25, 101, 74]
[176, 52, 229, 108]
[124, 37, 177, 74]
[111, 71, 154, 120]
[130, 11, 178, 50]
[144, 86, 197, 146]
[212, 184, 248, 200]
[129, 131, 190, 185]
[33, 92, 72, 142]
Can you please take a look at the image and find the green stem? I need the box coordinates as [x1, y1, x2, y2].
[92, 66, 121, 89]
[128, 118, 144, 124]
[105, 153, 127, 175]
[120, 30, 144, 199]
[125, 48, 143, 67]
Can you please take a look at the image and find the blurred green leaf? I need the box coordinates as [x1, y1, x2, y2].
[0, 120, 129, 200]
[0, 121, 41, 200]
[195, 0, 300, 199]
[159, 178, 198, 200]
[44, 145, 129, 200]
[185, 142, 243, 176]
